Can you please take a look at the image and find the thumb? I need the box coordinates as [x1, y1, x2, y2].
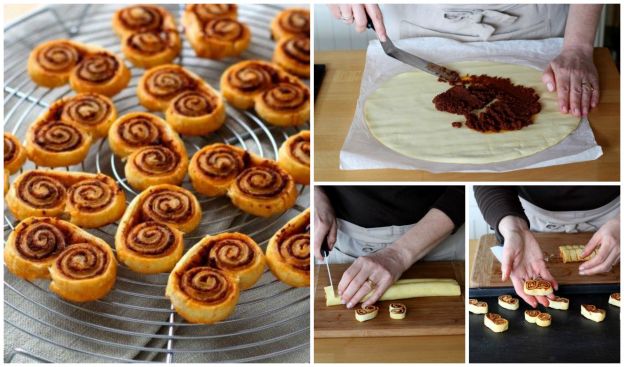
[501, 245, 513, 282]
[542, 64, 556, 92]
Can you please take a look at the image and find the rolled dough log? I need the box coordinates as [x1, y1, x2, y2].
[324, 278, 460, 307]
[364, 61, 580, 164]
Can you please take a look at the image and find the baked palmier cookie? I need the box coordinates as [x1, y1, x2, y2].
[4, 217, 116, 302]
[112, 5, 181, 69]
[220, 60, 283, 110]
[498, 294, 519, 310]
[137, 64, 226, 135]
[108, 112, 189, 190]
[69, 49, 131, 97]
[484, 312, 508, 333]
[278, 130, 309, 184]
[27, 39, 86, 88]
[271, 8, 310, 41]
[266, 208, 310, 287]
[185, 4, 238, 21]
[228, 156, 298, 217]
[6, 170, 125, 228]
[49, 93, 117, 139]
[4, 133, 27, 174]
[182, 5, 250, 59]
[273, 35, 310, 78]
[254, 79, 310, 127]
[25, 116, 92, 167]
[188, 143, 249, 196]
[468, 299, 488, 314]
[524, 279, 553, 296]
[115, 184, 201, 274]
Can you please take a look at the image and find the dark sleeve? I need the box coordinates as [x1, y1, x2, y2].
[431, 186, 465, 233]
[473, 186, 529, 243]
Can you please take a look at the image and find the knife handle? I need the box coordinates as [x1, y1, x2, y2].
[321, 241, 330, 258]
[366, 13, 375, 30]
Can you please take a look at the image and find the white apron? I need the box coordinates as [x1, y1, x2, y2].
[327, 218, 465, 264]
[520, 196, 620, 233]
[380, 4, 569, 42]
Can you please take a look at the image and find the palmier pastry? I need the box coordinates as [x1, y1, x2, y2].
[4, 170, 10, 195]
[278, 130, 309, 184]
[468, 299, 488, 314]
[4, 132, 27, 174]
[273, 35, 310, 78]
[220, 60, 283, 110]
[179, 233, 265, 290]
[389, 303, 407, 319]
[189, 143, 249, 196]
[548, 296, 570, 310]
[137, 64, 199, 111]
[498, 294, 519, 310]
[108, 112, 189, 191]
[536, 312, 551, 327]
[559, 244, 597, 263]
[27, 40, 85, 88]
[484, 313, 508, 333]
[524, 279, 553, 296]
[524, 309, 540, 323]
[185, 4, 238, 21]
[228, 156, 298, 217]
[266, 208, 310, 287]
[50, 93, 117, 139]
[581, 304, 606, 322]
[25, 117, 92, 167]
[5, 217, 116, 302]
[355, 305, 379, 322]
[182, 5, 250, 59]
[113, 5, 181, 69]
[68, 50, 131, 97]
[116, 184, 201, 274]
[6, 170, 126, 228]
[270, 8, 310, 41]
[609, 292, 620, 307]
[254, 80, 310, 127]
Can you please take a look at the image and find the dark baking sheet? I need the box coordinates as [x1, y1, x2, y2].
[469, 292, 620, 363]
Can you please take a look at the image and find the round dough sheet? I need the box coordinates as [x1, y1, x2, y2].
[364, 61, 581, 164]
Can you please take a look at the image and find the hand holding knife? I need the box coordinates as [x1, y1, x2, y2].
[321, 241, 335, 297]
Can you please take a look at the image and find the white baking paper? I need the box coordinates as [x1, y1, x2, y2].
[339, 37, 603, 172]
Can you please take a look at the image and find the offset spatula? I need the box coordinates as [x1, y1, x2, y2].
[366, 15, 459, 82]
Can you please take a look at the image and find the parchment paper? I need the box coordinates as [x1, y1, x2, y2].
[339, 37, 603, 172]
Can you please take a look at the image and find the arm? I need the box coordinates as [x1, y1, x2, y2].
[542, 4, 603, 116]
[580, 214, 620, 275]
[474, 186, 528, 243]
[313, 186, 337, 261]
[338, 208, 455, 308]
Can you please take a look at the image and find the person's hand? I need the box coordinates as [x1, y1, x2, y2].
[579, 218, 620, 275]
[313, 187, 337, 261]
[542, 45, 599, 117]
[499, 216, 559, 308]
[337, 246, 408, 308]
[327, 4, 387, 41]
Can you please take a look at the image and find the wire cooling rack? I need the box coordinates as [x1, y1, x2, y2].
[4, 4, 310, 363]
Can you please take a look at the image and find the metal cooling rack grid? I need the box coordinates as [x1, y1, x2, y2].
[4, 4, 310, 363]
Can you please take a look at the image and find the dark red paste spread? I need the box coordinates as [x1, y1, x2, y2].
[433, 75, 541, 133]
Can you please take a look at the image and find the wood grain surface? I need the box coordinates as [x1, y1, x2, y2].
[470, 233, 620, 288]
[314, 262, 465, 338]
[314, 48, 620, 182]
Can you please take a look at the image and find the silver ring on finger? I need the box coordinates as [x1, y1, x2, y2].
[340, 15, 354, 23]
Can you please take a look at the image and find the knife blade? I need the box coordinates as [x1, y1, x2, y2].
[366, 15, 459, 82]
[321, 241, 335, 297]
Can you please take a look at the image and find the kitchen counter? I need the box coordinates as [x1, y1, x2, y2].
[314, 48, 620, 181]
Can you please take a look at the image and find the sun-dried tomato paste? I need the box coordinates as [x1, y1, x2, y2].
[433, 75, 541, 133]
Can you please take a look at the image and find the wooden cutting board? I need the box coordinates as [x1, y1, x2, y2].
[314, 261, 465, 338]
[470, 233, 620, 288]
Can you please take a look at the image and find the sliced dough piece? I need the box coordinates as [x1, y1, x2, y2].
[389, 303, 407, 319]
[363, 61, 580, 164]
[548, 296, 570, 310]
[524, 309, 540, 323]
[325, 278, 460, 307]
[581, 304, 606, 322]
[524, 279, 553, 296]
[484, 313, 508, 333]
[355, 305, 379, 322]
[498, 295, 519, 310]
[468, 299, 488, 314]
[536, 312, 552, 327]
[609, 293, 620, 307]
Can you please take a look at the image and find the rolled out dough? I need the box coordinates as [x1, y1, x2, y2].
[364, 61, 581, 164]
[324, 278, 461, 306]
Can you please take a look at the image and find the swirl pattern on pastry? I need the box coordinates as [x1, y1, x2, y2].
[234, 165, 288, 199]
[15, 220, 67, 261]
[55, 242, 110, 279]
[60, 93, 114, 128]
[180, 266, 237, 304]
[486, 313, 507, 325]
[204, 235, 258, 272]
[273, 9, 310, 40]
[131, 146, 180, 175]
[74, 53, 120, 84]
[170, 90, 218, 117]
[32, 120, 84, 152]
[275, 232, 310, 272]
[126, 221, 177, 256]
[266, 208, 310, 287]
[125, 30, 176, 55]
[261, 83, 309, 111]
[202, 18, 246, 41]
[287, 133, 309, 166]
[524, 279, 553, 295]
[114, 114, 163, 148]
[189, 4, 237, 21]
[141, 188, 197, 226]
[4, 133, 27, 173]
[16, 171, 67, 209]
[194, 144, 246, 180]
[226, 61, 279, 94]
[67, 179, 115, 212]
[35, 41, 82, 73]
[117, 5, 164, 33]
[144, 65, 196, 100]
[281, 36, 309, 65]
